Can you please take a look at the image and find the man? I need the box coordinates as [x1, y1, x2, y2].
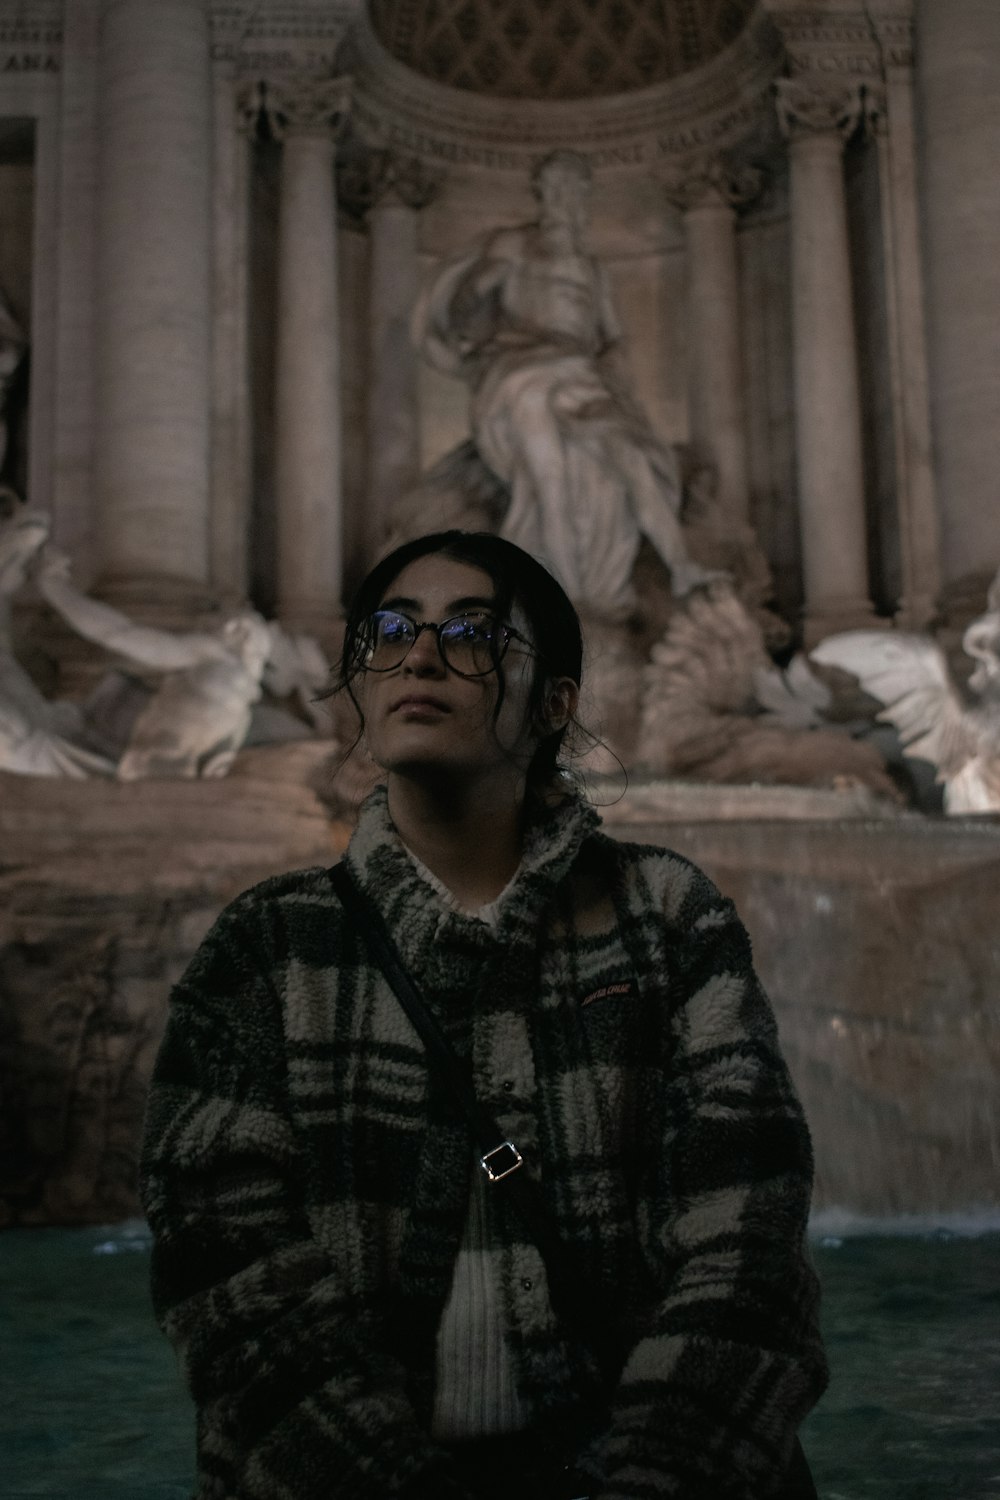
[415, 151, 716, 618]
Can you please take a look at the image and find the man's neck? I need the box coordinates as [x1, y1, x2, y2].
[386, 772, 527, 911]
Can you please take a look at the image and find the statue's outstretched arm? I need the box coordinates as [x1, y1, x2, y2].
[36, 549, 219, 671]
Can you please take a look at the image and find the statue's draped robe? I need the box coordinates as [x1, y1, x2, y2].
[416, 224, 687, 617]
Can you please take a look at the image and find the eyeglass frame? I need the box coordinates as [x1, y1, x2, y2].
[355, 608, 535, 679]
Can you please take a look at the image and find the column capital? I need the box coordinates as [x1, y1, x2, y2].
[335, 147, 441, 223]
[368, 150, 441, 211]
[261, 74, 352, 142]
[775, 78, 876, 147]
[862, 82, 889, 137]
[658, 152, 763, 214]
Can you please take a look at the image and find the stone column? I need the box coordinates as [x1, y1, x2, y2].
[51, 0, 100, 574]
[94, 0, 213, 611]
[914, 0, 1000, 594]
[366, 154, 437, 545]
[265, 77, 350, 637]
[662, 158, 757, 524]
[777, 80, 877, 644]
[867, 12, 941, 628]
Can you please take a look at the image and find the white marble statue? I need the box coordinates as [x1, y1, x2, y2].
[0, 509, 114, 777]
[36, 548, 273, 779]
[810, 571, 1000, 813]
[637, 580, 899, 796]
[261, 622, 331, 731]
[414, 150, 717, 617]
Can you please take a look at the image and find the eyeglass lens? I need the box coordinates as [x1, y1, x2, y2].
[364, 611, 509, 677]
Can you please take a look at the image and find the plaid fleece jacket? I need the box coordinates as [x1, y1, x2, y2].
[140, 786, 827, 1499]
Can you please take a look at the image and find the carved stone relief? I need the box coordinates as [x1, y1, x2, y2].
[774, 76, 874, 145]
[259, 74, 352, 140]
[658, 149, 763, 211]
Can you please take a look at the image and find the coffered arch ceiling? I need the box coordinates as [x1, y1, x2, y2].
[367, 0, 758, 100]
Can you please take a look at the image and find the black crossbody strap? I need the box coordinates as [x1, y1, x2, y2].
[327, 861, 621, 1377]
[328, 863, 516, 1176]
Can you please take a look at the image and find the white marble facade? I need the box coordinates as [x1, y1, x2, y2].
[1, 0, 998, 643]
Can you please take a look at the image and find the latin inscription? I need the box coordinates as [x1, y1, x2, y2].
[1, 52, 58, 73]
[353, 85, 773, 173]
[214, 44, 340, 72]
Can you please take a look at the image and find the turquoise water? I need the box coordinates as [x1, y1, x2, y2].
[2, 1222, 999, 1498]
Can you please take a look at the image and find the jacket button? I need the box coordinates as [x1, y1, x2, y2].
[502, 1079, 514, 1093]
[521, 1277, 533, 1291]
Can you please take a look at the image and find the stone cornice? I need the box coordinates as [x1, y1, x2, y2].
[347, 3, 787, 174]
[865, 6, 915, 70]
[760, 1, 894, 80]
[240, 2, 359, 41]
[210, 0, 359, 44]
[209, 0, 357, 75]
[0, 0, 362, 79]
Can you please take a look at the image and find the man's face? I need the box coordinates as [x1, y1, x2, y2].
[538, 166, 591, 236]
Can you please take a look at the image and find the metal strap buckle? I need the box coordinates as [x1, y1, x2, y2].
[479, 1140, 523, 1182]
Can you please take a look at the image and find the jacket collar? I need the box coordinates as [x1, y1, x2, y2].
[344, 782, 600, 958]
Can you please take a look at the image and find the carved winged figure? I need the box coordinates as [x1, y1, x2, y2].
[810, 571, 1000, 814]
[637, 581, 898, 797]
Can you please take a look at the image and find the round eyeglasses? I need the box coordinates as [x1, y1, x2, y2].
[358, 609, 531, 678]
